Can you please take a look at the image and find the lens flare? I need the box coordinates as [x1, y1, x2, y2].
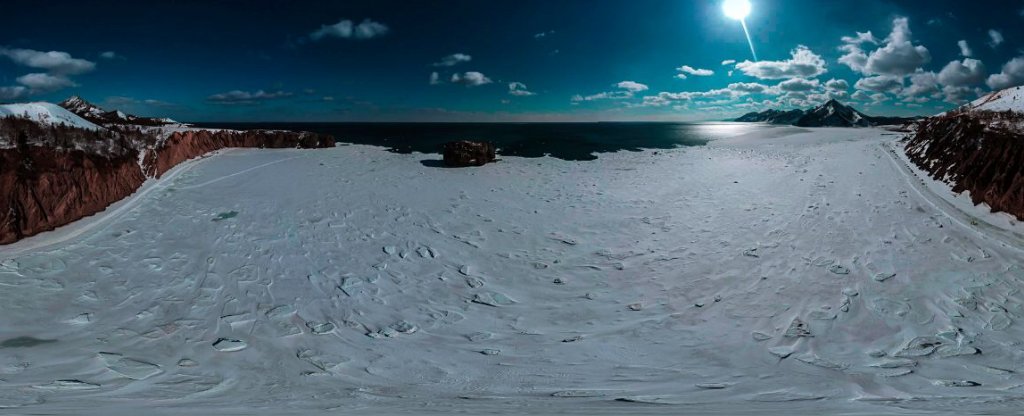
[723, 0, 757, 61]
[722, 0, 751, 20]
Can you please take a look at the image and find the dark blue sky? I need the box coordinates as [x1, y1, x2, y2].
[1, 0, 1022, 121]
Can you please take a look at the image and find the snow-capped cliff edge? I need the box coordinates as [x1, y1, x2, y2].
[904, 86, 1024, 220]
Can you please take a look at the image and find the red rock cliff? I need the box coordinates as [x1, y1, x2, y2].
[1, 146, 145, 244]
[144, 129, 334, 178]
[904, 110, 1024, 220]
[1, 128, 334, 245]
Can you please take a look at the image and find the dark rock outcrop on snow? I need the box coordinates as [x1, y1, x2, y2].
[736, 100, 918, 127]
[443, 141, 496, 167]
[904, 108, 1024, 220]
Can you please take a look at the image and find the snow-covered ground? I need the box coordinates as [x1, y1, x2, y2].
[3, 127, 1024, 415]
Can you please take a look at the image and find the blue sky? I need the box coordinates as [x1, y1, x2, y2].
[1, 0, 1023, 121]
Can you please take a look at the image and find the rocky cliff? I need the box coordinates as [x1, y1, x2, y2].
[0, 146, 145, 244]
[1, 98, 335, 245]
[144, 129, 335, 178]
[904, 109, 1024, 220]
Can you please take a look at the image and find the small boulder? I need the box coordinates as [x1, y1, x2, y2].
[443, 141, 496, 167]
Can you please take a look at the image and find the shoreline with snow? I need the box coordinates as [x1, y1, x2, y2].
[4, 126, 1024, 414]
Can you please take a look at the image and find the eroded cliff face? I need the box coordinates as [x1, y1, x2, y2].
[144, 130, 335, 178]
[1, 128, 335, 244]
[904, 110, 1024, 220]
[1, 146, 145, 244]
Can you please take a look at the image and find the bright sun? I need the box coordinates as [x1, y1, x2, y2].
[723, 0, 752, 20]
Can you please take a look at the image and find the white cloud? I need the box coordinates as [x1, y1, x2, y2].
[839, 18, 931, 76]
[989, 29, 1004, 48]
[728, 82, 772, 94]
[573, 81, 648, 103]
[735, 45, 827, 80]
[937, 59, 986, 87]
[901, 71, 940, 100]
[855, 75, 904, 93]
[958, 40, 973, 57]
[870, 92, 890, 103]
[0, 47, 96, 74]
[842, 31, 880, 45]
[942, 85, 979, 103]
[824, 78, 849, 92]
[99, 51, 121, 60]
[508, 82, 536, 96]
[15, 73, 76, 91]
[429, 72, 441, 85]
[433, 53, 472, 67]
[676, 65, 714, 80]
[310, 19, 389, 41]
[534, 30, 555, 39]
[837, 31, 878, 73]
[450, 71, 493, 87]
[863, 18, 931, 76]
[616, 81, 649, 92]
[987, 57, 1024, 90]
[207, 89, 293, 104]
[851, 90, 871, 101]
[0, 86, 28, 101]
[778, 78, 820, 92]
[721, 59, 736, 66]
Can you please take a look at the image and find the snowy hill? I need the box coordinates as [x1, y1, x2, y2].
[0, 102, 101, 131]
[962, 86, 1024, 113]
[59, 96, 174, 127]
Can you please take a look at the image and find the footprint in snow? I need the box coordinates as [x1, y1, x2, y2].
[305, 321, 335, 335]
[873, 272, 896, 282]
[828, 264, 850, 275]
[212, 338, 247, 352]
[33, 380, 101, 391]
[549, 233, 578, 246]
[99, 352, 162, 380]
[471, 292, 515, 307]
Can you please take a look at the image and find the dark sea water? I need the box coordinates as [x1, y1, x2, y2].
[194, 122, 766, 161]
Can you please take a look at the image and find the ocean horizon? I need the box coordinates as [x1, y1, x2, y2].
[194, 121, 775, 160]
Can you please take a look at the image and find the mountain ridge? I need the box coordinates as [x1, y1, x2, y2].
[58, 96, 175, 127]
[736, 99, 917, 127]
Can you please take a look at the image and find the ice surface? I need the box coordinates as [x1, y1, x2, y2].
[3, 127, 1024, 414]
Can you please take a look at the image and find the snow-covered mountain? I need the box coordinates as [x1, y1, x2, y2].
[58, 96, 175, 127]
[793, 100, 873, 127]
[0, 102, 102, 131]
[734, 109, 805, 124]
[736, 100, 916, 127]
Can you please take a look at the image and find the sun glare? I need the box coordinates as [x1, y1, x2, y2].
[723, 0, 752, 20]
